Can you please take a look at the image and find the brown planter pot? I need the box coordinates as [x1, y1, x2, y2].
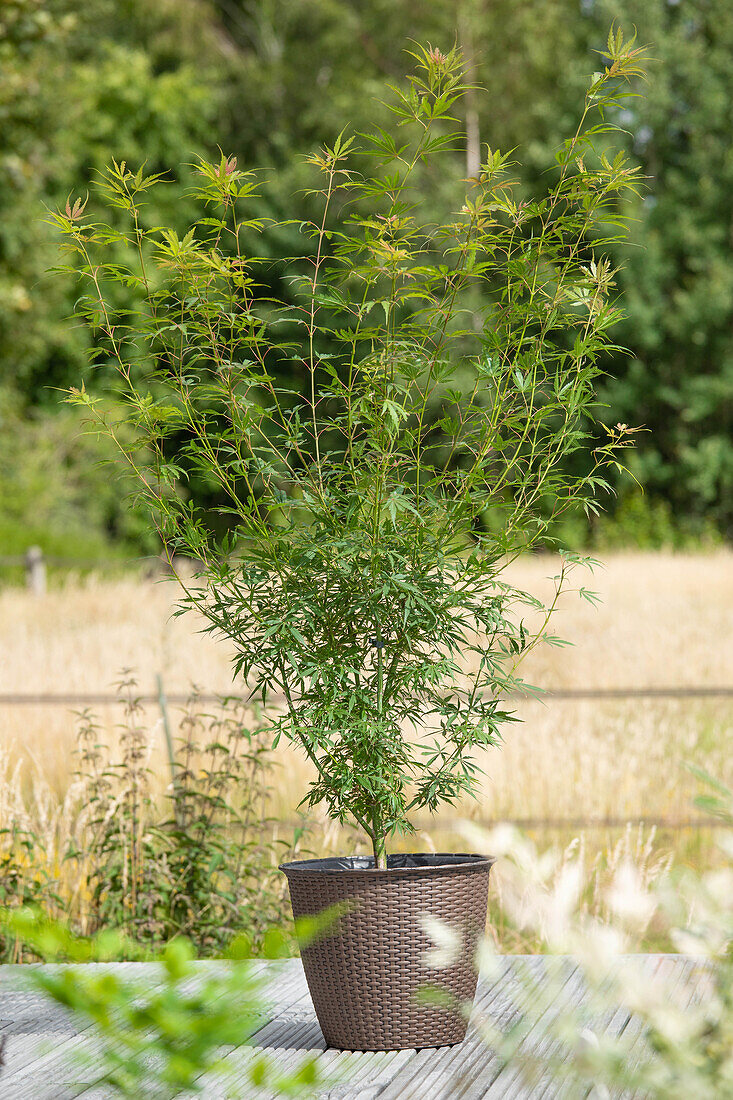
[279, 852, 494, 1051]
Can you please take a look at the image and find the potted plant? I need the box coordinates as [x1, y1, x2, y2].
[53, 30, 645, 1050]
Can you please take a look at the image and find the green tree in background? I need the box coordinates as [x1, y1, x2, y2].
[1, 0, 731, 561]
[0, 0, 222, 557]
[450, 0, 731, 542]
[596, 0, 733, 539]
[0, 0, 221, 404]
[0, 0, 81, 399]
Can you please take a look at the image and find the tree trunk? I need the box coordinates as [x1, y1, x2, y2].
[372, 834, 387, 870]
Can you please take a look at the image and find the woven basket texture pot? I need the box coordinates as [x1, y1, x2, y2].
[280, 853, 493, 1051]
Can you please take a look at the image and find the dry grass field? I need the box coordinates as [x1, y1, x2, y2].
[1, 550, 730, 954]
[1, 550, 730, 830]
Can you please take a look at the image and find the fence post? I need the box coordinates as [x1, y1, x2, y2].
[156, 673, 183, 828]
[25, 546, 46, 597]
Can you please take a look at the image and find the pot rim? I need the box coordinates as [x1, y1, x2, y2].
[279, 852, 495, 875]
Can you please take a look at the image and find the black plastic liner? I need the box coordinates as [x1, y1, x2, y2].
[279, 852, 493, 873]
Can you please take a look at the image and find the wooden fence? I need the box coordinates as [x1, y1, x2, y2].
[0, 547, 171, 594]
[0, 685, 731, 706]
[1, 549, 730, 832]
[0, 683, 730, 832]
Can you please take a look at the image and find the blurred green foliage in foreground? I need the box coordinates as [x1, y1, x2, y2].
[1, 0, 731, 562]
[0, 913, 321, 1097]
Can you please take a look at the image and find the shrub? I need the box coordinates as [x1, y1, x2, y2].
[0, 682, 305, 961]
[53, 31, 647, 865]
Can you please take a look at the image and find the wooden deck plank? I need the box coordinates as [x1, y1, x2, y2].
[601, 955, 693, 1100]
[536, 952, 668, 1100]
[620, 956, 709, 1100]
[0, 1008, 96, 1092]
[0, 961, 273, 1099]
[200, 965, 415, 1099]
[312, 1048, 415, 1099]
[446, 958, 585, 1100]
[476, 958, 588, 1100]
[0, 956, 712, 1100]
[489, 954, 667, 1100]
[369, 958, 516, 1100]
[74, 961, 309, 1100]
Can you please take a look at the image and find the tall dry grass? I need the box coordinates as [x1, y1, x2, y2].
[1, 551, 730, 953]
[0, 551, 731, 825]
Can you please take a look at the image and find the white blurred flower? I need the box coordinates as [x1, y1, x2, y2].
[703, 868, 733, 907]
[671, 927, 719, 958]
[420, 915, 462, 969]
[474, 937, 503, 979]
[575, 1030, 611, 1099]
[607, 861, 656, 926]
[545, 863, 584, 947]
[572, 919, 627, 976]
[577, 1026, 600, 1052]
[451, 781, 733, 1097]
[716, 832, 733, 861]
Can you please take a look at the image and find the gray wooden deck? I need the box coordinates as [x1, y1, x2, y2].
[0, 955, 706, 1098]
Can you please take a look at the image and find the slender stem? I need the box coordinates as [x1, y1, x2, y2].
[371, 832, 387, 871]
[307, 163, 337, 490]
[372, 631, 387, 868]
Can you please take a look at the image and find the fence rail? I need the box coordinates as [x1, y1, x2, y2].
[0, 550, 162, 570]
[348, 816, 729, 832]
[0, 689, 728, 832]
[0, 685, 731, 706]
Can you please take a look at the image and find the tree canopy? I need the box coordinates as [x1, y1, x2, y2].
[0, 0, 729, 560]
